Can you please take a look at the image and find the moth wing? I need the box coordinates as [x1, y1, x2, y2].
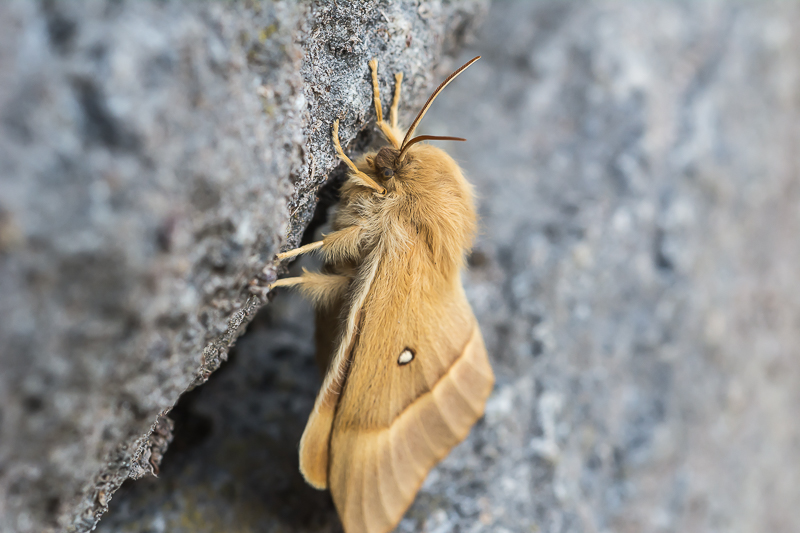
[299, 253, 382, 489]
[298, 296, 349, 488]
[328, 269, 494, 533]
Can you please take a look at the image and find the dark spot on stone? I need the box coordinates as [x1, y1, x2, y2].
[155, 215, 178, 252]
[543, 223, 561, 243]
[156, 311, 188, 330]
[612, 446, 626, 480]
[72, 78, 140, 151]
[198, 310, 211, 328]
[43, 1, 77, 53]
[531, 339, 544, 357]
[102, 426, 115, 441]
[561, 202, 579, 216]
[23, 395, 44, 412]
[654, 227, 674, 272]
[88, 42, 107, 64]
[45, 496, 61, 519]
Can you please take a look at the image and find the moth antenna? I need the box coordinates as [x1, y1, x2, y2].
[400, 135, 466, 152]
[333, 119, 387, 195]
[399, 56, 480, 160]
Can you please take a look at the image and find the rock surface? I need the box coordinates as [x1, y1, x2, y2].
[0, 1, 486, 531]
[5, 1, 800, 533]
[98, 2, 800, 533]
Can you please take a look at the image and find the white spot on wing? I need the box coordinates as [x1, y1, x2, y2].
[397, 349, 414, 365]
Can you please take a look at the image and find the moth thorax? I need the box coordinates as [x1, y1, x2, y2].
[375, 146, 400, 175]
[397, 348, 415, 366]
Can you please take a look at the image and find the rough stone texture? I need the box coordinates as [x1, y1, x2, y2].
[97, 2, 800, 533]
[0, 0, 487, 532]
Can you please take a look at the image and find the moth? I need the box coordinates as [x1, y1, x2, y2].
[271, 56, 494, 533]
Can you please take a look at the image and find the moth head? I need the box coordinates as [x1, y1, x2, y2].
[374, 145, 400, 182]
[368, 56, 480, 195]
[372, 140, 460, 192]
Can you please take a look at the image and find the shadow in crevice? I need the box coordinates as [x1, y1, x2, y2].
[97, 289, 342, 532]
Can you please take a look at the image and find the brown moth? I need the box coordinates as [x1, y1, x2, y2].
[270, 56, 494, 533]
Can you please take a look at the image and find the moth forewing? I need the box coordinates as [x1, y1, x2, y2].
[272, 56, 493, 533]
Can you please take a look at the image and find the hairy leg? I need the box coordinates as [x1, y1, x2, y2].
[320, 225, 364, 263]
[276, 225, 363, 264]
[276, 240, 323, 261]
[270, 270, 350, 309]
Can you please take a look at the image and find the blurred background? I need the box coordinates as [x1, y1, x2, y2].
[1, 2, 799, 532]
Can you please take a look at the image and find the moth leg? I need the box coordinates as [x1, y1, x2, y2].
[369, 59, 401, 148]
[320, 225, 364, 263]
[276, 225, 363, 264]
[270, 270, 350, 309]
[269, 276, 305, 288]
[276, 240, 324, 261]
[389, 72, 403, 130]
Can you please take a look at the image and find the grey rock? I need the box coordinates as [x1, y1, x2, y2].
[0, 0, 487, 532]
[99, 2, 800, 533]
[424, 3, 800, 532]
[6, 1, 800, 532]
